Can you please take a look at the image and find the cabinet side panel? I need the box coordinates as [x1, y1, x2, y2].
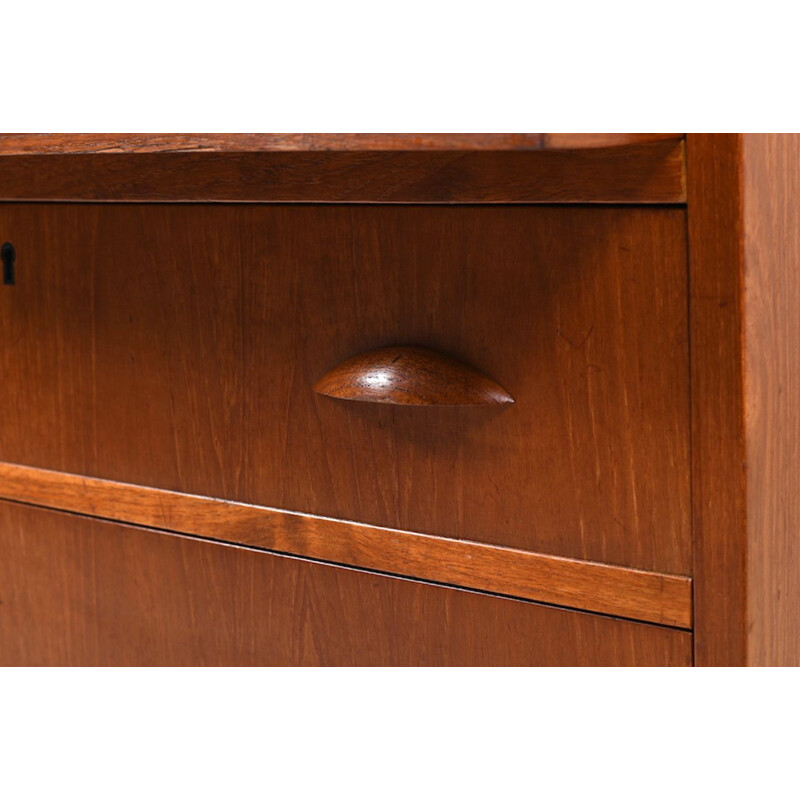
[688, 134, 748, 666]
[743, 133, 800, 666]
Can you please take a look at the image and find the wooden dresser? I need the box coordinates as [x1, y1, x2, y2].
[0, 133, 797, 666]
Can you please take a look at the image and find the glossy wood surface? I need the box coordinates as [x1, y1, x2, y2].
[688, 132, 800, 666]
[0, 142, 686, 203]
[0, 203, 690, 573]
[314, 346, 514, 406]
[0, 501, 693, 666]
[742, 134, 800, 666]
[687, 134, 748, 666]
[0, 462, 692, 627]
[0, 133, 683, 154]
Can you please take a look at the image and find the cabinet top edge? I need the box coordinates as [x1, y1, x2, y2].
[0, 133, 684, 155]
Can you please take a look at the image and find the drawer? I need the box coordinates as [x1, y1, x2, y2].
[0, 500, 692, 666]
[0, 203, 690, 574]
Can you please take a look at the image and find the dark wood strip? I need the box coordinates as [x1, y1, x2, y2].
[687, 134, 748, 665]
[0, 461, 692, 628]
[0, 142, 686, 203]
[0, 133, 683, 154]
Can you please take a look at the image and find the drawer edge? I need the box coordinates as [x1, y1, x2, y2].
[0, 461, 692, 629]
[0, 141, 686, 203]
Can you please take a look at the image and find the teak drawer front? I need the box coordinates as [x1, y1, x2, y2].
[0, 501, 692, 666]
[0, 203, 690, 574]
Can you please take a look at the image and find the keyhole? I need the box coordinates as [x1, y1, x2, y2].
[2, 242, 15, 285]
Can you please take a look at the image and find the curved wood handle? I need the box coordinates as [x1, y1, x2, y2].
[314, 346, 514, 406]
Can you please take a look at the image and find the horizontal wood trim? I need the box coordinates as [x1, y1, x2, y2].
[0, 142, 686, 203]
[0, 133, 683, 154]
[541, 133, 682, 150]
[0, 461, 692, 628]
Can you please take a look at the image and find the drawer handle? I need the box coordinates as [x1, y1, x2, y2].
[314, 346, 514, 406]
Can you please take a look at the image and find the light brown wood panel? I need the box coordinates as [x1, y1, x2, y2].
[0, 462, 692, 627]
[0, 501, 693, 666]
[688, 133, 800, 666]
[742, 134, 800, 666]
[0, 132, 683, 154]
[0, 203, 690, 573]
[0, 142, 686, 203]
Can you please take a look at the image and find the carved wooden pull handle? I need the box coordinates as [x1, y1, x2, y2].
[314, 346, 513, 406]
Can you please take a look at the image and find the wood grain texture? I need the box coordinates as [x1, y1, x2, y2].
[0, 204, 691, 573]
[0, 133, 683, 154]
[314, 345, 514, 406]
[0, 462, 692, 627]
[742, 134, 800, 666]
[689, 133, 800, 666]
[0, 142, 686, 203]
[0, 501, 693, 666]
[687, 134, 748, 666]
[541, 133, 682, 149]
